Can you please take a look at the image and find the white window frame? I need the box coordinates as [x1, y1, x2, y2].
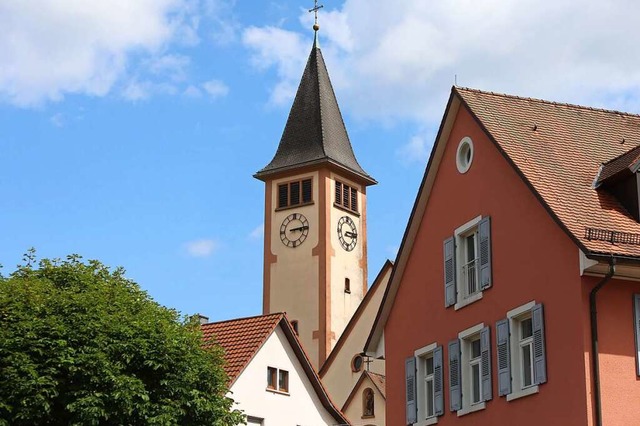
[454, 216, 483, 310]
[506, 301, 540, 401]
[456, 136, 474, 174]
[457, 323, 486, 417]
[415, 343, 438, 426]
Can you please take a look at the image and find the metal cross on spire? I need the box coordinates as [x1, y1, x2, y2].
[309, 0, 324, 31]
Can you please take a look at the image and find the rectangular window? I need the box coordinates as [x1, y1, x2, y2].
[520, 318, 534, 388]
[444, 216, 492, 310]
[425, 355, 435, 417]
[500, 301, 547, 401]
[267, 367, 289, 393]
[454, 324, 491, 416]
[278, 369, 289, 392]
[335, 180, 359, 212]
[290, 181, 300, 205]
[302, 179, 312, 203]
[351, 187, 358, 212]
[278, 184, 288, 209]
[277, 178, 313, 209]
[414, 343, 443, 422]
[267, 367, 277, 390]
[463, 233, 478, 297]
[470, 338, 482, 404]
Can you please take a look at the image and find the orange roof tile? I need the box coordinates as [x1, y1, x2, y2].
[597, 143, 640, 186]
[201, 313, 283, 385]
[341, 371, 386, 412]
[367, 372, 386, 398]
[456, 87, 640, 258]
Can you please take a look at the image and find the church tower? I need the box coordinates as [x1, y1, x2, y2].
[254, 29, 376, 369]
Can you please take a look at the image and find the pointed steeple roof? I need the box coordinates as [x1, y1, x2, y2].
[255, 39, 376, 185]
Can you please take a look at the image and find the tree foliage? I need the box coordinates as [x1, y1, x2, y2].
[0, 251, 244, 425]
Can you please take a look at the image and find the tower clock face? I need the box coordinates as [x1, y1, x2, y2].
[337, 216, 358, 252]
[280, 213, 309, 248]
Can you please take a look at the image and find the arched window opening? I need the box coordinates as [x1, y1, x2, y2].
[363, 388, 374, 417]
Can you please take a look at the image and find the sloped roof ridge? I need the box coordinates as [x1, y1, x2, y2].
[365, 371, 386, 398]
[314, 46, 328, 159]
[456, 86, 640, 119]
[205, 311, 283, 326]
[601, 142, 640, 166]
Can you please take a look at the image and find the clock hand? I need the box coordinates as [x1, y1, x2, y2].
[289, 225, 309, 232]
[345, 231, 357, 238]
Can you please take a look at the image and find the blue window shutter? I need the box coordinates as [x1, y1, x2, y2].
[480, 326, 492, 401]
[444, 237, 456, 307]
[496, 318, 512, 396]
[532, 304, 547, 384]
[406, 357, 417, 424]
[479, 216, 492, 289]
[448, 339, 462, 411]
[433, 346, 444, 416]
[634, 295, 640, 376]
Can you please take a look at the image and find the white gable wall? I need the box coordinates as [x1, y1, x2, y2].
[230, 326, 340, 425]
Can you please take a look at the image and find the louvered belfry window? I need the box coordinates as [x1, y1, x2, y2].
[302, 179, 312, 203]
[277, 178, 313, 209]
[290, 181, 300, 205]
[335, 180, 359, 212]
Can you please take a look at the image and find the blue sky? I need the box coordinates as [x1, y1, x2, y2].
[3, 0, 640, 321]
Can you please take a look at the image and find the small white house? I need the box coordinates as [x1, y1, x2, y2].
[202, 313, 349, 426]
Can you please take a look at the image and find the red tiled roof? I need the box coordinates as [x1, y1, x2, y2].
[341, 371, 386, 412]
[367, 372, 386, 398]
[597, 143, 640, 186]
[202, 313, 350, 424]
[456, 87, 640, 257]
[201, 313, 283, 385]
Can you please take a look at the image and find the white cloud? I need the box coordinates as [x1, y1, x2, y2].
[203, 0, 241, 45]
[398, 135, 431, 165]
[243, 0, 640, 123]
[184, 238, 218, 257]
[184, 85, 203, 97]
[122, 81, 152, 101]
[0, 0, 197, 107]
[249, 224, 264, 240]
[242, 26, 307, 105]
[202, 79, 229, 98]
[148, 54, 191, 82]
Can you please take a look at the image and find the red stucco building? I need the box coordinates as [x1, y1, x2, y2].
[365, 87, 640, 425]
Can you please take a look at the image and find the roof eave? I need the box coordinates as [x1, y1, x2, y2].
[364, 87, 461, 354]
[585, 251, 640, 264]
[278, 316, 351, 425]
[254, 158, 377, 186]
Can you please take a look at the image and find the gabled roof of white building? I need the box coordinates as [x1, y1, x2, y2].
[202, 312, 349, 425]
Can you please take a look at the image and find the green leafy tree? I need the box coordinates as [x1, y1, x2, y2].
[0, 251, 245, 425]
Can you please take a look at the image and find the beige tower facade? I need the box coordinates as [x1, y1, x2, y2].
[255, 36, 376, 369]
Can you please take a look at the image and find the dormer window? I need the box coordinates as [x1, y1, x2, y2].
[594, 144, 640, 222]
